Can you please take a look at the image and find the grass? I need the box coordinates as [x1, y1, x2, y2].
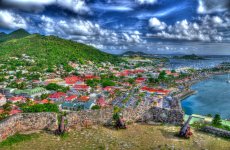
[1, 124, 230, 150]
[0, 133, 39, 148]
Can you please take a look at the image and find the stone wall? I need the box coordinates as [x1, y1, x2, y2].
[66, 107, 114, 127]
[0, 113, 58, 142]
[202, 126, 230, 138]
[66, 105, 183, 127]
[142, 107, 184, 125]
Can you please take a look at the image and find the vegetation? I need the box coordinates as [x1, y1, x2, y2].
[45, 83, 69, 93]
[212, 114, 222, 126]
[2, 125, 230, 150]
[0, 29, 121, 71]
[21, 103, 59, 113]
[0, 133, 39, 148]
[0, 29, 30, 43]
[173, 54, 206, 60]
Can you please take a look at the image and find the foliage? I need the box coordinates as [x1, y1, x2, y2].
[158, 71, 166, 80]
[86, 79, 99, 88]
[212, 114, 222, 126]
[0, 32, 121, 70]
[127, 78, 135, 84]
[0, 133, 39, 148]
[91, 105, 101, 110]
[45, 83, 69, 93]
[101, 79, 115, 88]
[21, 103, 59, 113]
[2, 102, 12, 111]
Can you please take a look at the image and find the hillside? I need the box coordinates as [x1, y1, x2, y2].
[0, 29, 30, 43]
[0, 30, 121, 68]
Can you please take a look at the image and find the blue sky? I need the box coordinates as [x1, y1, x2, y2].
[0, 0, 229, 55]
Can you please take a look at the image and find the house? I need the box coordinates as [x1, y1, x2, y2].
[135, 77, 146, 84]
[83, 75, 100, 80]
[40, 99, 54, 104]
[48, 92, 66, 101]
[96, 96, 107, 107]
[8, 96, 25, 103]
[72, 84, 90, 92]
[14, 87, 49, 99]
[9, 108, 22, 115]
[65, 76, 82, 85]
[103, 86, 115, 92]
[0, 94, 6, 106]
[141, 86, 170, 95]
[65, 95, 78, 102]
[61, 102, 83, 111]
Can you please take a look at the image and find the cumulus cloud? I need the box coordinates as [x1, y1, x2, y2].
[0, 0, 91, 14]
[135, 0, 157, 5]
[38, 15, 143, 50]
[147, 16, 227, 42]
[149, 17, 166, 30]
[197, 0, 230, 14]
[0, 10, 27, 29]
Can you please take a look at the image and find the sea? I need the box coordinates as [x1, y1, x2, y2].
[181, 74, 230, 119]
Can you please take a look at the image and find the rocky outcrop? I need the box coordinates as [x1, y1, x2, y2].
[202, 126, 230, 138]
[0, 113, 58, 142]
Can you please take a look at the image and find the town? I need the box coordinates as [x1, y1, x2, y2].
[0, 53, 195, 120]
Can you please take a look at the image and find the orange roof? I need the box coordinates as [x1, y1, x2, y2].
[78, 96, 90, 102]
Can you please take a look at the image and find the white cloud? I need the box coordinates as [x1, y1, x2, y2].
[149, 17, 167, 30]
[147, 16, 225, 42]
[0, 10, 27, 29]
[197, 0, 230, 14]
[56, 0, 91, 15]
[38, 15, 144, 50]
[136, 0, 157, 5]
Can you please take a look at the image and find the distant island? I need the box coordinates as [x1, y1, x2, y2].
[173, 54, 206, 60]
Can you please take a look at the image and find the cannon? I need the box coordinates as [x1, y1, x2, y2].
[179, 116, 193, 138]
[55, 115, 66, 135]
[115, 117, 127, 129]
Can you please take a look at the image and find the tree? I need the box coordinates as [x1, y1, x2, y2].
[101, 79, 115, 88]
[212, 114, 222, 126]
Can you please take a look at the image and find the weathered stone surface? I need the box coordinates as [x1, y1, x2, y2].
[142, 107, 184, 125]
[202, 126, 230, 138]
[0, 113, 58, 142]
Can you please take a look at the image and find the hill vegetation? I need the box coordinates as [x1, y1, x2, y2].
[0, 29, 30, 43]
[0, 29, 121, 69]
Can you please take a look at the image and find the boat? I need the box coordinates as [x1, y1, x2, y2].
[226, 74, 230, 83]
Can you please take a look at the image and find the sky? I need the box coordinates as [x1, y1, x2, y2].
[0, 0, 229, 55]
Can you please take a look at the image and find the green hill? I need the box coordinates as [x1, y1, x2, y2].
[0, 29, 30, 43]
[0, 30, 120, 70]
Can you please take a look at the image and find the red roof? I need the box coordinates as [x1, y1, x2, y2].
[10, 109, 22, 115]
[141, 86, 170, 94]
[97, 97, 107, 107]
[136, 77, 146, 83]
[103, 86, 115, 91]
[84, 75, 100, 80]
[65, 95, 77, 101]
[0, 109, 4, 114]
[73, 84, 89, 90]
[49, 92, 66, 99]
[65, 76, 82, 84]
[9, 96, 24, 102]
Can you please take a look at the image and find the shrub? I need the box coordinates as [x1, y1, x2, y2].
[21, 103, 59, 113]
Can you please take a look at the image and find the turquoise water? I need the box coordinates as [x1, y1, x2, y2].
[181, 74, 230, 119]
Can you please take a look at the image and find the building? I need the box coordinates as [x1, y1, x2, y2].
[0, 94, 6, 106]
[14, 87, 49, 98]
[48, 92, 67, 101]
